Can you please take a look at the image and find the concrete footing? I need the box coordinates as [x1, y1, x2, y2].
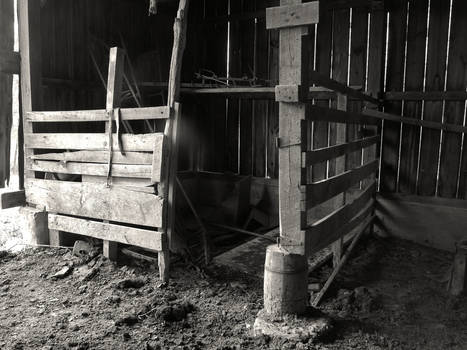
[253, 308, 333, 342]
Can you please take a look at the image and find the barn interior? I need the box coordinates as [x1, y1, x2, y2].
[1, 0, 467, 348]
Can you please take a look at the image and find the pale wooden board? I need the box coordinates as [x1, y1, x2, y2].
[0, 50, 19, 74]
[25, 133, 163, 152]
[307, 105, 380, 125]
[0, 190, 26, 209]
[82, 175, 154, 189]
[306, 200, 374, 255]
[30, 150, 153, 165]
[307, 182, 376, 250]
[305, 159, 378, 208]
[266, 1, 319, 29]
[26, 106, 170, 122]
[48, 214, 165, 251]
[25, 179, 163, 228]
[30, 160, 152, 179]
[376, 194, 467, 252]
[304, 135, 380, 166]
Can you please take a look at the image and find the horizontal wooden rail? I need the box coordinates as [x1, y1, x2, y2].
[303, 135, 380, 166]
[363, 108, 467, 134]
[26, 106, 170, 122]
[30, 161, 153, 179]
[30, 150, 153, 165]
[307, 200, 374, 256]
[49, 214, 165, 251]
[309, 70, 380, 106]
[26, 179, 164, 227]
[25, 133, 163, 152]
[307, 105, 381, 125]
[0, 50, 20, 74]
[303, 159, 378, 208]
[383, 91, 467, 101]
[306, 182, 376, 252]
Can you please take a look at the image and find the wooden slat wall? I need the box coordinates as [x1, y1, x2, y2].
[0, 0, 14, 188]
[379, 0, 467, 200]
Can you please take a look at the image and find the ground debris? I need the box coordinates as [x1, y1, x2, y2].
[50, 265, 73, 280]
[115, 278, 147, 290]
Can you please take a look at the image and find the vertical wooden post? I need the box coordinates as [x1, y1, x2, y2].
[0, 0, 14, 188]
[332, 93, 348, 267]
[103, 47, 125, 261]
[160, 0, 190, 283]
[263, 0, 319, 316]
[18, 0, 42, 188]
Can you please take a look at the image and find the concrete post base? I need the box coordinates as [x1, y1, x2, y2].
[20, 207, 49, 245]
[253, 308, 333, 342]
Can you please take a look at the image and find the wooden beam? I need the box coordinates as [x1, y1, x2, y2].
[275, 85, 308, 103]
[26, 106, 170, 122]
[363, 108, 467, 134]
[0, 190, 26, 209]
[30, 150, 153, 165]
[18, 0, 43, 189]
[48, 214, 166, 252]
[266, 1, 319, 30]
[303, 135, 380, 166]
[0, 50, 19, 75]
[383, 90, 467, 101]
[304, 159, 378, 208]
[30, 161, 153, 179]
[309, 70, 380, 105]
[25, 179, 164, 228]
[307, 105, 381, 125]
[24, 133, 163, 152]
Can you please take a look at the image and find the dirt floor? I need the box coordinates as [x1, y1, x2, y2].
[1, 211, 467, 349]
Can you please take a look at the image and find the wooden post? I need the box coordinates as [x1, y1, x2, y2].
[103, 47, 125, 261]
[332, 94, 348, 267]
[264, 0, 318, 316]
[0, 0, 14, 188]
[159, 0, 190, 283]
[18, 0, 42, 188]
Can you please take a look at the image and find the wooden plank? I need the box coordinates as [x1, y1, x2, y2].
[376, 194, 467, 252]
[266, 1, 319, 30]
[440, 0, 467, 198]
[30, 161, 152, 179]
[0, 0, 14, 188]
[305, 159, 378, 208]
[277, 0, 309, 255]
[0, 50, 19, 75]
[307, 198, 374, 256]
[384, 91, 467, 101]
[25, 133, 163, 152]
[18, 0, 43, 188]
[0, 190, 26, 209]
[307, 105, 381, 125]
[26, 106, 170, 122]
[380, 0, 407, 193]
[304, 135, 380, 166]
[307, 182, 376, 244]
[30, 151, 153, 165]
[309, 70, 379, 105]
[25, 179, 164, 228]
[48, 214, 165, 252]
[364, 109, 467, 134]
[399, 0, 428, 195]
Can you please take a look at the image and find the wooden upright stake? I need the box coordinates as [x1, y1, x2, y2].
[103, 47, 125, 261]
[159, 0, 190, 283]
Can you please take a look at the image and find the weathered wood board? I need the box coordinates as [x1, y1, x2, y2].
[25, 179, 164, 227]
[48, 214, 165, 251]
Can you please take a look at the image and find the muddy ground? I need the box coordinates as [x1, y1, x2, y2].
[0, 215, 466, 349]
